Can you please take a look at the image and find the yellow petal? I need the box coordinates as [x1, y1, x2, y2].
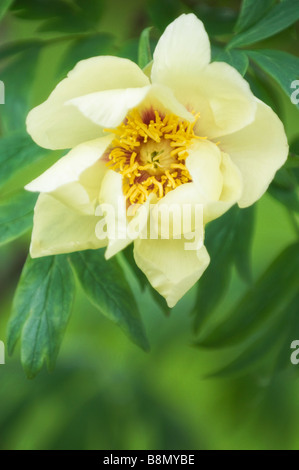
[25, 136, 112, 194]
[134, 238, 210, 308]
[220, 99, 288, 207]
[167, 62, 256, 139]
[30, 193, 106, 258]
[68, 84, 194, 128]
[186, 140, 223, 201]
[152, 13, 210, 87]
[26, 57, 149, 149]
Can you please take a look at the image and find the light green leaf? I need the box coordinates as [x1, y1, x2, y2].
[0, 132, 48, 189]
[0, 0, 14, 21]
[70, 250, 150, 351]
[247, 50, 299, 111]
[7, 255, 75, 378]
[138, 27, 153, 69]
[228, 0, 299, 48]
[212, 46, 249, 76]
[196, 242, 299, 348]
[234, 0, 275, 33]
[0, 190, 37, 246]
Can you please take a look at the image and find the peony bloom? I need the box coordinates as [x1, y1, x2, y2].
[25, 14, 288, 307]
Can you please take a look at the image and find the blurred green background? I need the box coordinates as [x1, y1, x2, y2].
[0, 0, 299, 450]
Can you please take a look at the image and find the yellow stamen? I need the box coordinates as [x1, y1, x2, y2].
[104, 108, 203, 205]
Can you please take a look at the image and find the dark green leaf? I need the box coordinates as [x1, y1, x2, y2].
[233, 205, 255, 283]
[147, 0, 183, 31]
[1, 47, 41, 132]
[212, 46, 249, 76]
[234, 0, 275, 33]
[192, 206, 238, 331]
[269, 166, 299, 212]
[70, 249, 150, 351]
[7, 255, 75, 378]
[192, 4, 237, 37]
[12, 0, 104, 33]
[228, 0, 299, 48]
[0, 190, 37, 246]
[0, 132, 48, 189]
[247, 50, 299, 111]
[0, 0, 14, 21]
[197, 242, 299, 348]
[206, 314, 287, 379]
[0, 39, 44, 61]
[138, 27, 153, 69]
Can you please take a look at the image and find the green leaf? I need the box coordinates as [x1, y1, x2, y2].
[212, 46, 249, 76]
[0, 39, 44, 61]
[57, 33, 115, 78]
[206, 314, 287, 379]
[269, 167, 299, 213]
[1, 47, 41, 131]
[228, 0, 299, 48]
[0, 190, 37, 246]
[70, 249, 150, 351]
[193, 205, 255, 330]
[192, 207, 238, 331]
[138, 27, 153, 69]
[0, 132, 48, 189]
[234, 0, 275, 33]
[0, 0, 14, 21]
[233, 205, 255, 283]
[197, 242, 299, 348]
[247, 50, 299, 111]
[7, 255, 75, 378]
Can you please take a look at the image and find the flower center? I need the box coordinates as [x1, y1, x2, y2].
[104, 107, 201, 205]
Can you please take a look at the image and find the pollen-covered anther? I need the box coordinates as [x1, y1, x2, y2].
[104, 107, 203, 205]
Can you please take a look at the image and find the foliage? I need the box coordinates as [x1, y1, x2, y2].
[0, 0, 298, 381]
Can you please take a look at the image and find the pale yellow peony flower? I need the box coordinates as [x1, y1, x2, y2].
[25, 14, 288, 307]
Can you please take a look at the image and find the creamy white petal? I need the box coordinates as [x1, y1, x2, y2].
[68, 84, 194, 128]
[220, 99, 288, 207]
[186, 139, 223, 201]
[26, 56, 150, 149]
[30, 193, 106, 258]
[134, 238, 210, 307]
[203, 152, 243, 223]
[25, 136, 112, 194]
[166, 62, 256, 139]
[151, 183, 204, 239]
[151, 14, 210, 87]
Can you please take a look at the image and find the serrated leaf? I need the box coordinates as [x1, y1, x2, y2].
[228, 0, 299, 48]
[0, 190, 37, 246]
[70, 249, 150, 351]
[7, 255, 75, 378]
[212, 46, 249, 76]
[197, 242, 299, 348]
[0, 132, 48, 189]
[138, 27, 153, 70]
[234, 0, 275, 33]
[0, 0, 14, 21]
[247, 50, 299, 111]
